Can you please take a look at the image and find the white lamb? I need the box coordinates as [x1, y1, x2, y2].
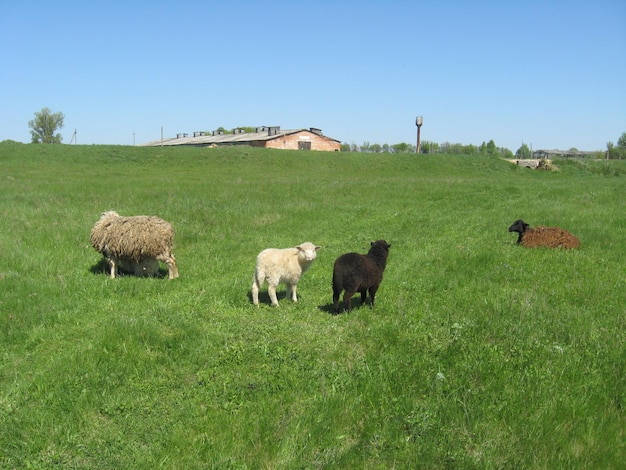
[251, 242, 321, 307]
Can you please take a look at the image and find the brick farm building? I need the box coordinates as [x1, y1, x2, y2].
[141, 126, 341, 151]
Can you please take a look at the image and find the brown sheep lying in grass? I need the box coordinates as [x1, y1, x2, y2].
[508, 219, 580, 249]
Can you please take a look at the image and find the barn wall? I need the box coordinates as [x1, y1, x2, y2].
[262, 131, 340, 151]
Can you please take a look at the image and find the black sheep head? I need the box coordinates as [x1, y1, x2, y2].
[508, 219, 529, 234]
[369, 240, 391, 256]
[508, 219, 529, 244]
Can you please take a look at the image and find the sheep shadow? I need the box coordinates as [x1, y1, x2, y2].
[318, 298, 371, 315]
[89, 258, 168, 279]
[318, 303, 338, 314]
[246, 290, 270, 306]
[89, 258, 109, 275]
[246, 289, 293, 307]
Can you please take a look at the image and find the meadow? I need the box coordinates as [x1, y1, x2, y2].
[0, 141, 624, 468]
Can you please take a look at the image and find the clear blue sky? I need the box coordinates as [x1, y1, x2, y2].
[1, 0, 624, 151]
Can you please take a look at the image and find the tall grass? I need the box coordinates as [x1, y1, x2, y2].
[1, 141, 624, 468]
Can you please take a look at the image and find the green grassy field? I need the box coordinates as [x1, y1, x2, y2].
[1, 141, 624, 468]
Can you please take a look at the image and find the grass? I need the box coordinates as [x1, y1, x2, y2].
[0, 141, 624, 468]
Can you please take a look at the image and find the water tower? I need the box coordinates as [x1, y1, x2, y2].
[415, 116, 423, 154]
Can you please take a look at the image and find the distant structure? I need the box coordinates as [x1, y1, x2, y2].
[141, 126, 341, 151]
[415, 116, 423, 154]
[532, 149, 596, 159]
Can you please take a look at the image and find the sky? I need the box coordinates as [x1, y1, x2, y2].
[1, 0, 625, 151]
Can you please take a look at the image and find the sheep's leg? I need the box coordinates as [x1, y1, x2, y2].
[344, 289, 356, 312]
[369, 286, 379, 307]
[251, 278, 261, 306]
[108, 259, 117, 279]
[158, 254, 179, 279]
[288, 283, 298, 302]
[167, 258, 179, 279]
[268, 284, 280, 307]
[360, 289, 367, 307]
[333, 289, 342, 314]
[285, 284, 292, 301]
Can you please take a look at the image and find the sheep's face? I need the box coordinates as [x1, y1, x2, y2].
[508, 219, 529, 234]
[296, 242, 321, 262]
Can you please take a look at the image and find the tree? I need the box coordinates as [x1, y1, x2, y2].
[608, 132, 626, 159]
[500, 148, 515, 159]
[421, 141, 439, 154]
[29, 107, 64, 144]
[392, 142, 410, 153]
[606, 141, 614, 160]
[515, 143, 531, 159]
[605, 132, 626, 159]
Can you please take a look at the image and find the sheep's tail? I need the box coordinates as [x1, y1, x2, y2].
[331, 269, 343, 296]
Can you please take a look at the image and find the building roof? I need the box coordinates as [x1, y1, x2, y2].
[140, 127, 340, 147]
[533, 149, 596, 158]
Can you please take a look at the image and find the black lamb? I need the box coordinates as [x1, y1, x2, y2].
[332, 240, 391, 314]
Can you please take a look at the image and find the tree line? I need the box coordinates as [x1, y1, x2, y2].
[342, 135, 624, 160]
[340, 139, 514, 158]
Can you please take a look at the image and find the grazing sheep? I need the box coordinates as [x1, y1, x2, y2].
[90, 211, 179, 279]
[251, 242, 321, 307]
[508, 219, 580, 249]
[332, 240, 391, 314]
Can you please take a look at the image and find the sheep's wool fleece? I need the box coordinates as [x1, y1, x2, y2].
[90, 211, 175, 262]
[522, 226, 580, 249]
[255, 242, 318, 283]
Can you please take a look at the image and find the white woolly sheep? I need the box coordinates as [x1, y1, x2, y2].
[508, 219, 580, 249]
[90, 211, 179, 279]
[251, 242, 321, 307]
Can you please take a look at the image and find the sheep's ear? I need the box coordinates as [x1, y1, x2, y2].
[315, 246, 321, 251]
